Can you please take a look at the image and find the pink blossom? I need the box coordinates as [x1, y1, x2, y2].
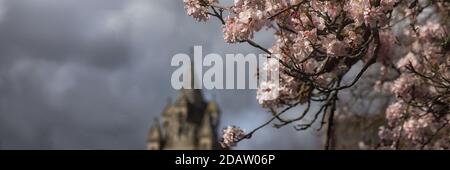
[385, 101, 404, 126]
[402, 118, 429, 141]
[220, 126, 246, 148]
[343, 26, 364, 46]
[396, 52, 420, 70]
[223, 17, 249, 43]
[346, 0, 370, 25]
[184, 0, 218, 22]
[256, 58, 281, 107]
[223, 8, 267, 43]
[300, 28, 318, 43]
[326, 38, 349, 57]
[325, 1, 341, 20]
[265, 0, 288, 15]
[390, 74, 415, 99]
[312, 15, 326, 30]
[257, 81, 280, 107]
[419, 21, 446, 41]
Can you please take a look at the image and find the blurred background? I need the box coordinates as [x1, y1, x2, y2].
[0, 0, 321, 150]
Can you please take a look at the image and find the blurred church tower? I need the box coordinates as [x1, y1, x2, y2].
[146, 51, 221, 150]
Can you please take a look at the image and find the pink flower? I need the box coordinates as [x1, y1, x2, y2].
[220, 126, 246, 148]
[325, 1, 340, 20]
[301, 28, 318, 42]
[391, 75, 415, 99]
[363, 8, 375, 27]
[184, 0, 218, 22]
[312, 15, 326, 30]
[346, 0, 370, 25]
[344, 26, 364, 46]
[223, 7, 267, 43]
[419, 21, 446, 40]
[265, 0, 288, 15]
[256, 57, 281, 107]
[256, 81, 280, 107]
[402, 118, 428, 141]
[223, 17, 251, 43]
[396, 52, 419, 70]
[293, 31, 314, 59]
[326, 39, 349, 57]
[385, 101, 404, 126]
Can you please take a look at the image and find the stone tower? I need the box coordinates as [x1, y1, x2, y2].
[147, 59, 221, 150]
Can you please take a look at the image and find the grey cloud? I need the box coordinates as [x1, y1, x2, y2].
[0, 0, 132, 69]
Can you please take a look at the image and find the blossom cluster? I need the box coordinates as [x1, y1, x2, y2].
[220, 126, 246, 148]
[184, 0, 403, 107]
[183, 0, 218, 21]
[377, 19, 450, 149]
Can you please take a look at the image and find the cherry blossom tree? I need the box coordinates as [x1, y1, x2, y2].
[183, 0, 450, 150]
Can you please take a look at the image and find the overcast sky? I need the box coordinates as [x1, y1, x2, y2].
[0, 0, 319, 150]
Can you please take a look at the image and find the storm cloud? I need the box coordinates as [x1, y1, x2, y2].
[0, 0, 318, 149]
